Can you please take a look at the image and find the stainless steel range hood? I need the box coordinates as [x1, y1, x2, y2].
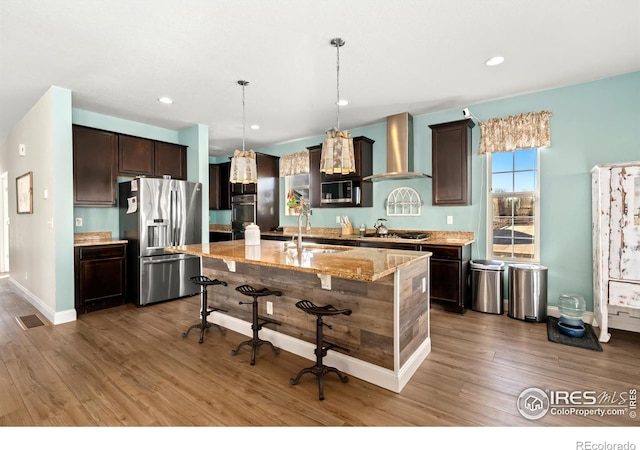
[362, 112, 431, 181]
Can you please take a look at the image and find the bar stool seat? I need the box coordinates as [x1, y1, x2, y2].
[231, 284, 282, 365]
[182, 275, 228, 344]
[290, 300, 352, 400]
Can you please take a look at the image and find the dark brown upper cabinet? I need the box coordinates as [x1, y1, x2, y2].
[254, 153, 280, 232]
[209, 161, 231, 210]
[154, 141, 187, 180]
[307, 145, 322, 208]
[118, 134, 187, 180]
[209, 164, 221, 210]
[73, 125, 118, 207]
[118, 134, 154, 176]
[429, 119, 475, 206]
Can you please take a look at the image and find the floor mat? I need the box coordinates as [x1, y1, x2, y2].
[15, 314, 46, 330]
[547, 316, 603, 352]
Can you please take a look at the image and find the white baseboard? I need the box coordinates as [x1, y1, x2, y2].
[8, 277, 76, 325]
[212, 312, 430, 393]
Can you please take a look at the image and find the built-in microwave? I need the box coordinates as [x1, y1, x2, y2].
[320, 180, 361, 205]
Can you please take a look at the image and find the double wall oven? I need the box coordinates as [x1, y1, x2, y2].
[231, 193, 257, 240]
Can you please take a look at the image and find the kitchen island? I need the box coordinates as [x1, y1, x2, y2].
[170, 239, 431, 392]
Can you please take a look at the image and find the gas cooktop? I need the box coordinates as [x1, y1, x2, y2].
[364, 231, 429, 240]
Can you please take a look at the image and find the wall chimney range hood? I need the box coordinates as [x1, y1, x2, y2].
[363, 112, 431, 181]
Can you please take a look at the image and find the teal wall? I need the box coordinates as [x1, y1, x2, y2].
[179, 124, 210, 243]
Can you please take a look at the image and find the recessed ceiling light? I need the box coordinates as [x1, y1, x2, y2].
[158, 96, 174, 104]
[250, 124, 260, 130]
[336, 99, 349, 106]
[485, 56, 505, 66]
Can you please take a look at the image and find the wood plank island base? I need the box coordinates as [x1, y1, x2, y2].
[170, 240, 431, 393]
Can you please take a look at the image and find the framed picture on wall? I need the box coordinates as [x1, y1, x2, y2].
[16, 171, 33, 214]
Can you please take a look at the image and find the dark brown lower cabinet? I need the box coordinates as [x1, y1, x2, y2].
[421, 244, 471, 313]
[75, 244, 127, 315]
[359, 240, 420, 251]
[209, 231, 232, 242]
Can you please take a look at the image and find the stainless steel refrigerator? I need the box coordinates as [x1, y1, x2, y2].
[119, 177, 202, 306]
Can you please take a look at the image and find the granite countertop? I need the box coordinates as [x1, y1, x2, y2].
[260, 227, 475, 247]
[169, 240, 431, 282]
[74, 232, 128, 247]
[210, 223, 474, 246]
[209, 224, 232, 233]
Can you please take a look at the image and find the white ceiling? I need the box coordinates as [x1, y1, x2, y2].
[1, 0, 639, 156]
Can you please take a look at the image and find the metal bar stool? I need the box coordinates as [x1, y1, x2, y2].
[290, 300, 352, 400]
[231, 284, 282, 365]
[182, 275, 228, 344]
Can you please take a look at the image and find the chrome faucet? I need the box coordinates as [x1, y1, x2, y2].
[297, 200, 311, 252]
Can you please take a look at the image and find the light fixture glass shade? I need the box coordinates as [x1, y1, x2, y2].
[320, 130, 355, 174]
[230, 149, 257, 183]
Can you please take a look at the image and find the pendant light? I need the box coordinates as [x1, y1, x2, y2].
[320, 37, 355, 175]
[230, 80, 258, 184]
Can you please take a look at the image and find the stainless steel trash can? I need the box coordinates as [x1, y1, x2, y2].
[508, 264, 548, 322]
[470, 260, 505, 314]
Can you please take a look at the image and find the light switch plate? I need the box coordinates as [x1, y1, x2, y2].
[19, 144, 26, 156]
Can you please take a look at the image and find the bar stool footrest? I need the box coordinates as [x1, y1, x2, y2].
[321, 340, 350, 354]
[258, 315, 281, 327]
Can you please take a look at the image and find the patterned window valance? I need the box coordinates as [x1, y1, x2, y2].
[478, 110, 552, 154]
[279, 151, 310, 177]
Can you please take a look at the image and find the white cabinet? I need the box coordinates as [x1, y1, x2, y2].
[592, 162, 640, 342]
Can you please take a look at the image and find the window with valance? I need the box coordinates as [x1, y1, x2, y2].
[279, 151, 309, 177]
[280, 151, 310, 215]
[481, 110, 551, 263]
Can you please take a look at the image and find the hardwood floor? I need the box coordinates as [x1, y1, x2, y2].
[1, 278, 639, 432]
